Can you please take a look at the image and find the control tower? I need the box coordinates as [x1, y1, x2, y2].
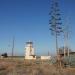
[25, 41, 36, 59]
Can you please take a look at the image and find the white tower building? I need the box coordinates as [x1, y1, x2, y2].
[25, 41, 36, 59]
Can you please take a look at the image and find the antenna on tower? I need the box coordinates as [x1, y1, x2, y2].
[49, 0, 63, 67]
[49, 0, 63, 56]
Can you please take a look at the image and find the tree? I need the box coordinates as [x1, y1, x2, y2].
[1, 53, 8, 58]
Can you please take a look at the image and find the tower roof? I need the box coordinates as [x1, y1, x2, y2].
[26, 40, 33, 44]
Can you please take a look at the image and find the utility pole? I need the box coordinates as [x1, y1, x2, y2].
[64, 26, 69, 57]
[48, 51, 50, 56]
[12, 37, 15, 59]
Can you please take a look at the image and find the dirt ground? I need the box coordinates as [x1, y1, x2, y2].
[0, 59, 75, 75]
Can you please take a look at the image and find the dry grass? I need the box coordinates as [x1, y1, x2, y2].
[0, 59, 75, 75]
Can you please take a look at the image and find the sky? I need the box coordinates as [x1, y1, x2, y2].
[0, 0, 75, 56]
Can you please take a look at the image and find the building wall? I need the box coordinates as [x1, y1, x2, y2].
[41, 56, 51, 60]
[25, 56, 36, 60]
[25, 47, 34, 56]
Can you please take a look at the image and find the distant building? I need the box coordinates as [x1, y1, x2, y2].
[58, 47, 71, 57]
[25, 41, 36, 59]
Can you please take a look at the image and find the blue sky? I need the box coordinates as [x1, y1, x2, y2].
[0, 0, 75, 56]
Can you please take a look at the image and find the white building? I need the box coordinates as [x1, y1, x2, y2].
[41, 56, 51, 60]
[25, 41, 36, 59]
